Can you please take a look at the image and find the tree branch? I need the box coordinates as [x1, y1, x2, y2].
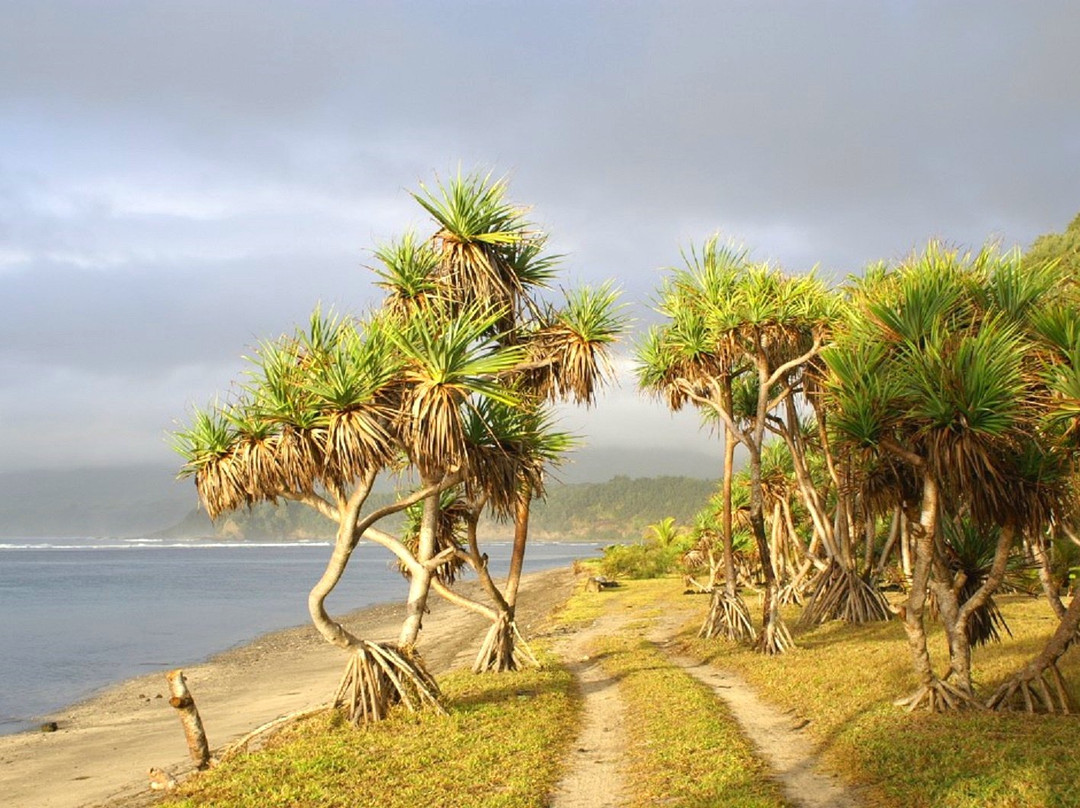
[766, 335, 822, 389]
[282, 490, 340, 523]
[676, 379, 751, 447]
[362, 526, 424, 577]
[352, 468, 464, 538]
[880, 437, 926, 468]
[430, 578, 498, 621]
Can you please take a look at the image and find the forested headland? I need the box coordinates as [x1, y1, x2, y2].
[162, 474, 717, 543]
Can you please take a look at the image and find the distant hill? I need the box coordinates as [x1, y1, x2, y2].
[530, 475, 717, 541]
[0, 446, 723, 538]
[0, 466, 197, 538]
[160, 475, 718, 543]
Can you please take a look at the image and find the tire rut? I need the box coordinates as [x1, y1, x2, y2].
[650, 620, 860, 808]
[548, 613, 632, 808]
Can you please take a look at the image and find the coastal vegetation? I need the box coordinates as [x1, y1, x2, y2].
[162, 574, 1080, 808]
[161, 198, 1080, 804]
[173, 171, 623, 718]
[635, 225, 1080, 717]
[163, 658, 579, 808]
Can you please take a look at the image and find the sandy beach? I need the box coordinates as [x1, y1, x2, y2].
[0, 567, 577, 808]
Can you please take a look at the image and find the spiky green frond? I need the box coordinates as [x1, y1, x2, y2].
[865, 243, 971, 346]
[373, 231, 444, 316]
[389, 304, 526, 476]
[463, 398, 576, 514]
[526, 282, 626, 406]
[412, 170, 527, 247]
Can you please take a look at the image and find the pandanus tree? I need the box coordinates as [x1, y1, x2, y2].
[175, 171, 623, 722]
[637, 238, 838, 653]
[637, 239, 756, 644]
[381, 174, 623, 672]
[456, 399, 575, 672]
[824, 242, 1075, 711]
[987, 298, 1080, 712]
[174, 306, 522, 722]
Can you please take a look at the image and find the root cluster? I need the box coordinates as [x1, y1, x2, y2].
[800, 563, 891, 627]
[756, 616, 794, 655]
[473, 615, 540, 674]
[776, 581, 806, 607]
[699, 589, 757, 643]
[987, 664, 1072, 714]
[894, 678, 981, 713]
[334, 641, 445, 724]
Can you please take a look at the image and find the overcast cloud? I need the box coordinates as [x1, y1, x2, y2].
[2, 1, 1079, 473]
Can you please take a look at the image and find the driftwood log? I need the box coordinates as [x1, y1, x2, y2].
[166, 670, 210, 770]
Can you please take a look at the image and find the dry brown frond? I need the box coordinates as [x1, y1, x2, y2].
[273, 426, 324, 493]
[401, 382, 467, 478]
[527, 326, 615, 406]
[195, 453, 249, 520]
[322, 408, 395, 489]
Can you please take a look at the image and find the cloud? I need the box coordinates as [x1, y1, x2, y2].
[556, 354, 715, 455]
[1, 1, 1079, 473]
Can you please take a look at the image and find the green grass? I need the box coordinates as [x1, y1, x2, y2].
[671, 585, 1080, 808]
[162, 660, 578, 808]
[159, 572, 1080, 808]
[589, 632, 786, 807]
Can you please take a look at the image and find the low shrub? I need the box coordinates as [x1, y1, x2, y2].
[599, 535, 693, 579]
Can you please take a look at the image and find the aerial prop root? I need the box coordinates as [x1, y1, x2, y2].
[894, 678, 982, 713]
[799, 562, 891, 627]
[473, 614, 540, 674]
[699, 589, 757, 643]
[987, 663, 1072, 714]
[334, 640, 445, 725]
[755, 616, 794, 655]
[776, 580, 806, 606]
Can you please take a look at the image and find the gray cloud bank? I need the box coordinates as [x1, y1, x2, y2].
[2, 1, 1079, 472]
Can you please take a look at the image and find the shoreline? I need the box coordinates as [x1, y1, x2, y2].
[0, 566, 578, 808]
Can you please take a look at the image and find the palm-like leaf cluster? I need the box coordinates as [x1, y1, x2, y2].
[825, 242, 1074, 531]
[637, 237, 838, 411]
[410, 170, 543, 323]
[177, 172, 625, 524]
[175, 311, 399, 517]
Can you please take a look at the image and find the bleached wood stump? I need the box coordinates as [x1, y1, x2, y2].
[166, 670, 210, 769]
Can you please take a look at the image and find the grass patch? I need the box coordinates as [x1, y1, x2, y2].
[155, 571, 1080, 808]
[563, 577, 786, 808]
[553, 570, 676, 627]
[161, 660, 578, 808]
[590, 633, 787, 808]
[670, 586, 1080, 808]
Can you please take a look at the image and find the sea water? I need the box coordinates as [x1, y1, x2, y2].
[0, 537, 601, 735]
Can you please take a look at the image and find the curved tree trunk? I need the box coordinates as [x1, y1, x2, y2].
[398, 485, 440, 648]
[894, 476, 976, 712]
[721, 421, 737, 596]
[945, 524, 1016, 695]
[505, 483, 531, 609]
[305, 477, 445, 724]
[425, 497, 540, 673]
[749, 447, 792, 655]
[1032, 531, 1067, 620]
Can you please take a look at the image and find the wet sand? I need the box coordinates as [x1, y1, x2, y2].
[0, 567, 577, 808]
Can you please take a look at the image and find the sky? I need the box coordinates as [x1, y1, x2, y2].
[2, 1, 1079, 475]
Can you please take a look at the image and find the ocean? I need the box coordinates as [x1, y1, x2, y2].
[0, 537, 602, 735]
